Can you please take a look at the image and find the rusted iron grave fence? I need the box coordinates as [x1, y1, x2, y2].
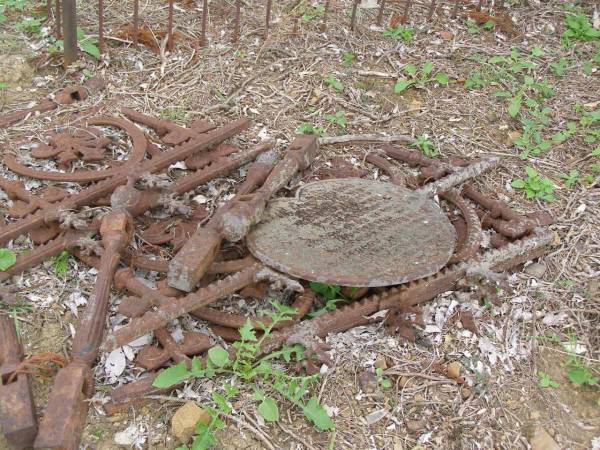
[46, 0, 514, 65]
[0, 92, 554, 448]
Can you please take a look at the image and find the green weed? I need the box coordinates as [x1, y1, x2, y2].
[154, 302, 334, 448]
[537, 371, 559, 388]
[560, 169, 579, 188]
[412, 134, 438, 158]
[0, 248, 17, 271]
[561, 14, 600, 47]
[48, 27, 100, 60]
[342, 52, 356, 66]
[550, 57, 569, 76]
[511, 166, 555, 202]
[394, 62, 450, 93]
[51, 250, 70, 276]
[323, 74, 344, 92]
[382, 25, 414, 43]
[324, 111, 347, 129]
[297, 123, 325, 136]
[300, 2, 325, 23]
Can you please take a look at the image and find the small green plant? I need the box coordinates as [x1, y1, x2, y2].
[0, 248, 17, 271]
[550, 57, 569, 76]
[300, 2, 325, 23]
[464, 71, 489, 89]
[307, 282, 353, 318]
[552, 121, 577, 143]
[153, 302, 334, 448]
[537, 371, 559, 388]
[48, 27, 100, 60]
[561, 14, 600, 47]
[161, 106, 186, 122]
[394, 62, 450, 93]
[297, 122, 325, 136]
[342, 52, 356, 66]
[323, 74, 344, 92]
[489, 48, 537, 74]
[375, 367, 392, 389]
[465, 19, 480, 35]
[412, 134, 438, 158]
[382, 25, 415, 43]
[0, 82, 7, 90]
[324, 111, 347, 129]
[560, 169, 579, 188]
[511, 166, 555, 202]
[564, 353, 599, 387]
[15, 16, 43, 37]
[51, 250, 70, 276]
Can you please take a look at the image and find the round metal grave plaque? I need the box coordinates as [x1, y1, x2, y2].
[246, 178, 457, 287]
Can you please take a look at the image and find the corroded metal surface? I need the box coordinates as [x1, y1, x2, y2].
[4, 117, 148, 182]
[247, 178, 457, 287]
[168, 135, 316, 292]
[34, 211, 133, 450]
[0, 315, 37, 450]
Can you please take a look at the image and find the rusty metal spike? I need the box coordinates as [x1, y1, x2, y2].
[34, 211, 133, 450]
[0, 315, 37, 450]
[133, 0, 139, 48]
[377, 0, 386, 26]
[350, 0, 360, 31]
[102, 263, 262, 351]
[136, 330, 212, 370]
[167, 0, 174, 51]
[233, 0, 241, 42]
[265, 0, 272, 37]
[402, 0, 412, 23]
[98, 0, 104, 54]
[200, 0, 208, 46]
[0, 116, 250, 246]
[168, 137, 316, 292]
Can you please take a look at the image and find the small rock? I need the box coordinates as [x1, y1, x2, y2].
[530, 427, 560, 450]
[375, 355, 388, 370]
[440, 31, 453, 40]
[525, 262, 547, 278]
[405, 419, 426, 432]
[171, 402, 211, 443]
[366, 409, 387, 425]
[447, 361, 462, 379]
[461, 387, 472, 400]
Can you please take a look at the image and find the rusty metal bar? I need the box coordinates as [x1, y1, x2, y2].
[98, 0, 104, 54]
[233, 0, 241, 42]
[167, 0, 174, 51]
[133, 0, 139, 48]
[34, 211, 133, 450]
[55, 0, 61, 39]
[200, 0, 208, 46]
[62, 0, 77, 66]
[265, 0, 272, 37]
[350, 0, 359, 31]
[377, 0, 386, 26]
[168, 135, 317, 292]
[102, 263, 263, 351]
[427, 0, 437, 19]
[0, 315, 37, 450]
[0, 116, 250, 246]
[402, 0, 412, 23]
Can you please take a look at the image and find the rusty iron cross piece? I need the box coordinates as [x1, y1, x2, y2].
[247, 178, 457, 287]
